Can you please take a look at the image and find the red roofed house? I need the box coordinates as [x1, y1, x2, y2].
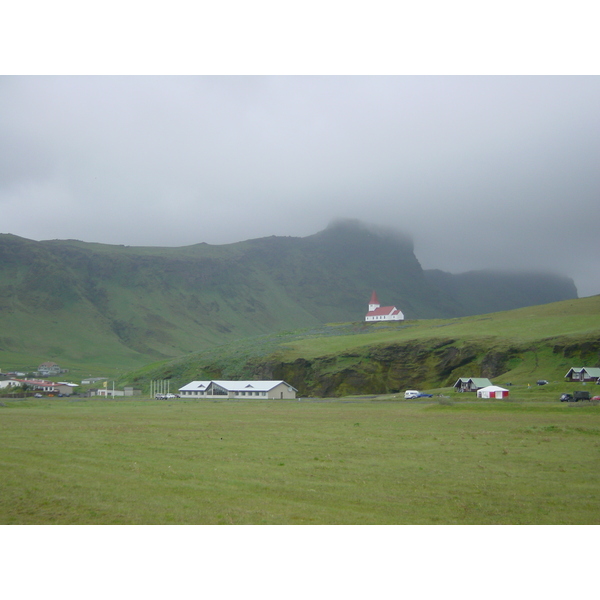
[365, 291, 404, 322]
[22, 379, 77, 396]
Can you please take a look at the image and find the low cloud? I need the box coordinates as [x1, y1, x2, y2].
[1, 76, 598, 296]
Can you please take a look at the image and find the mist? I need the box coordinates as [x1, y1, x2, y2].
[1, 76, 598, 296]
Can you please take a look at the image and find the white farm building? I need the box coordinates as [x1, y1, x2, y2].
[178, 380, 298, 400]
[365, 291, 404, 322]
[476, 385, 509, 399]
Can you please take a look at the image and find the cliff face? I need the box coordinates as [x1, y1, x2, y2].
[220, 339, 516, 397]
[177, 335, 600, 398]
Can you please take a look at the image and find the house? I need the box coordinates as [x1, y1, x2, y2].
[454, 378, 493, 392]
[365, 291, 404, 322]
[565, 367, 600, 383]
[477, 385, 509, 399]
[0, 379, 23, 390]
[38, 362, 62, 376]
[21, 379, 56, 393]
[20, 379, 77, 396]
[178, 380, 298, 400]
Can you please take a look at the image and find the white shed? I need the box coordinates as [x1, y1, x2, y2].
[477, 385, 509, 399]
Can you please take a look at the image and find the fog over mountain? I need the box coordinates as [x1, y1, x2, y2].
[1, 76, 598, 297]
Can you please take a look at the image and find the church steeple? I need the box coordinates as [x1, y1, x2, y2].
[368, 290, 380, 312]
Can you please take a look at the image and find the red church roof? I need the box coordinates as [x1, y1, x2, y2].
[366, 289, 403, 320]
[366, 306, 402, 317]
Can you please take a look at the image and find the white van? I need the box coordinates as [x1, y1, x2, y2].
[404, 390, 420, 399]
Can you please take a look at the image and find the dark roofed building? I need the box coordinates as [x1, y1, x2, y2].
[454, 377, 493, 392]
[565, 367, 600, 382]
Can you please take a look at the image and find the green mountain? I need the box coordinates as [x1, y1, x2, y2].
[0, 219, 577, 373]
[123, 295, 600, 397]
[424, 269, 578, 316]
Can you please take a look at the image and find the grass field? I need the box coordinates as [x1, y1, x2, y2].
[2, 396, 599, 524]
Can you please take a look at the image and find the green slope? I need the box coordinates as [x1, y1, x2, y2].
[123, 295, 600, 397]
[0, 220, 578, 375]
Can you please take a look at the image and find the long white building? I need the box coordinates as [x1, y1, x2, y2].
[178, 380, 298, 399]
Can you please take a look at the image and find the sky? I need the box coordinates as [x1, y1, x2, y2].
[1, 75, 599, 296]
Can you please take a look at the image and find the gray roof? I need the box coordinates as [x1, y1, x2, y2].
[213, 380, 291, 392]
[179, 380, 298, 392]
[565, 367, 600, 378]
[179, 380, 212, 391]
[454, 378, 493, 387]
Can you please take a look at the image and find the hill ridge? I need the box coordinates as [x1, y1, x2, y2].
[0, 222, 578, 372]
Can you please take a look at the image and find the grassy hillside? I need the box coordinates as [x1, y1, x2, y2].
[122, 295, 600, 397]
[0, 221, 578, 376]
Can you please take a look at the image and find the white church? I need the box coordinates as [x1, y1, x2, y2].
[365, 291, 404, 322]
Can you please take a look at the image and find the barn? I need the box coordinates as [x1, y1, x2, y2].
[477, 385, 509, 399]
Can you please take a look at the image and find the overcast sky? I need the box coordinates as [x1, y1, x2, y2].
[1, 76, 599, 296]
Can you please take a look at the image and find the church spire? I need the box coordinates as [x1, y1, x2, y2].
[368, 291, 380, 311]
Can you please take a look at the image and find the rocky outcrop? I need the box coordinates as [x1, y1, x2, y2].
[235, 339, 528, 397]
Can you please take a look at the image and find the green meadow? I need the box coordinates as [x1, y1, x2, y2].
[1, 397, 599, 524]
[124, 295, 600, 396]
[283, 297, 600, 358]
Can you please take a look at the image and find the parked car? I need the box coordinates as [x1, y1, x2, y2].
[537, 380, 548, 386]
[404, 390, 420, 399]
[34, 393, 43, 398]
[591, 396, 600, 401]
[417, 393, 434, 398]
[560, 391, 590, 402]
